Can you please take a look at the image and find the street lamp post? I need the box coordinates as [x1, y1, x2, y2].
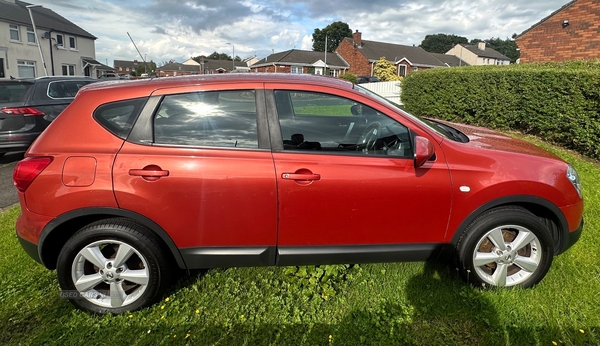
[226, 43, 235, 72]
[26, 4, 48, 76]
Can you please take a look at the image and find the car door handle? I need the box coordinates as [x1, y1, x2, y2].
[129, 165, 169, 181]
[282, 173, 321, 181]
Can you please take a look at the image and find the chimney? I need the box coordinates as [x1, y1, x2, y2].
[478, 42, 486, 50]
[353, 30, 362, 47]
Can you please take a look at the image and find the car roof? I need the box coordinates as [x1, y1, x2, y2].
[81, 73, 354, 93]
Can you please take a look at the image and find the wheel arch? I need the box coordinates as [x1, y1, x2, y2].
[37, 207, 186, 270]
[449, 195, 569, 256]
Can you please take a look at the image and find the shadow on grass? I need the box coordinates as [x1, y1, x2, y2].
[4, 262, 597, 346]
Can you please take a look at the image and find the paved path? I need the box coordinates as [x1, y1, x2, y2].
[0, 152, 24, 209]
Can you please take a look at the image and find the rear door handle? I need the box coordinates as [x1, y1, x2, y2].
[129, 165, 169, 181]
[282, 173, 321, 181]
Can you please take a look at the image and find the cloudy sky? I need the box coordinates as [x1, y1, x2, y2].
[31, 0, 570, 66]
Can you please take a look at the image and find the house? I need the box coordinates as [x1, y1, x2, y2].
[250, 49, 349, 76]
[335, 30, 453, 78]
[430, 53, 469, 67]
[0, 0, 106, 78]
[114, 60, 136, 75]
[446, 43, 510, 66]
[515, 0, 600, 63]
[157, 58, 248, 77]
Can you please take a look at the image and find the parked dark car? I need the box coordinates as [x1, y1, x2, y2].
[357, 76, 380, 84]
[0, 76, 97, 156]
[14, 74, 583, 314]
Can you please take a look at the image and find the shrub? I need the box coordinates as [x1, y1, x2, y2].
[401, 61, 600, 159]
[340, 72, 358, 84]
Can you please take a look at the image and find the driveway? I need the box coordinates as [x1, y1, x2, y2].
[0, 152, 24, 209]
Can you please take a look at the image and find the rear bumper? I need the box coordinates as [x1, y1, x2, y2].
[17, 235, 41, 264]
[0, 133, 40, 152]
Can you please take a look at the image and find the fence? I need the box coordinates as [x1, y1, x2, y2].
[360, 81, 402, 105]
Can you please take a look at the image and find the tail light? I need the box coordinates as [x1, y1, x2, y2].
[13, 157, 53, 192]
[1, 107, 45, 116]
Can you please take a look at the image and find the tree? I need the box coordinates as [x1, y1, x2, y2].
[312, 21, 352, 52]
[134, 60, 157, 76]
[470, 38, 520, 63]
[373, 57, 402, 81]
[192, 52, 241, 62]
[420, 34, 468, 54]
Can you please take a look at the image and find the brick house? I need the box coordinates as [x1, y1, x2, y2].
[335, 31, 460, 77]
[250, 49, 349, 76]
[515, 0, 600, 63]
[113, 60, 136, 75]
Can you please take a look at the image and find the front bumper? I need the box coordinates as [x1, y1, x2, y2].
[561, 218, 584, 254]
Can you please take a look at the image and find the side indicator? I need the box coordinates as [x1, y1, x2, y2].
[459, 186, 471, 193]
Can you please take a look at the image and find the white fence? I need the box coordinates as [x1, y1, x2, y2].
[360, 81, 402, 105]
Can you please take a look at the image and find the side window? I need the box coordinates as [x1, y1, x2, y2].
[153, 90, 258, 148]
[94, 98, 147, 139]
[47, 80, 93, 98]
[274, 90, 412, 157]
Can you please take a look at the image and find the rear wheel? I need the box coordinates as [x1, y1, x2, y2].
[456, 207, 554, 288]
[57, 218, 172, 314]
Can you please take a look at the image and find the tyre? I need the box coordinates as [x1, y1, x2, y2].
[57, 218, 172, 314]
[456, 206, 554, 288]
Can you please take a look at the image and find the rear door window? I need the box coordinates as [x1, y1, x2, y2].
[153, 90, 258, 148]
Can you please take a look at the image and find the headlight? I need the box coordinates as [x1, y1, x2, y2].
[567, 165, 582, 198]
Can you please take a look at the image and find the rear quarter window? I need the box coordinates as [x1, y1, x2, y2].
[93, 98, 147, 139]
[47, 80, 95, 99]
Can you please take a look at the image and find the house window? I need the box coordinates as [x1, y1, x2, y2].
[27, 27, 36, 44]
[56, 34, 64, 48]
[10, 25, 20, 42]
[413, 67, 419, 72]
[291, 66, 303, 74]
[399, 65, 407, 77]
[329, 69, 338, 77]
[62, 64, 76, 76]
[69, 36, 77, 50]
[17, 60, 35, 78]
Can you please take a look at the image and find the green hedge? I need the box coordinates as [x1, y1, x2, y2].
[401, 61, 600, 160]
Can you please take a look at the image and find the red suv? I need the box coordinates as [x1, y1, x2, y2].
[14, 74, 584, 314]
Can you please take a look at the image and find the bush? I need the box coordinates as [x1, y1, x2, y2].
[339, 72, 358, 84]
[401, 61, 600, 159]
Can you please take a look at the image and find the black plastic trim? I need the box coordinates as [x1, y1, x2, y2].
[18, 236, 41, 264]
[449, 195, 571, 253]
[277, 243, 441, 266]
[37, 207, 186, 269]
[127, 95, 162, 144]
[564, 218, 584, 253]
[180, 246, 276, 268]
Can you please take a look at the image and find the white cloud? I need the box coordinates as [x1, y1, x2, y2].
[32, 0, 570, 65]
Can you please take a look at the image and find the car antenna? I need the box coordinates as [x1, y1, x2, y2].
[127, 32, 150, 76]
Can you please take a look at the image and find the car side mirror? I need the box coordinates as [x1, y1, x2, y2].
[414, 136, 435, 168]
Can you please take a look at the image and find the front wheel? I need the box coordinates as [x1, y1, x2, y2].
[456, 207, 554, 288]
[57, 218, 172, 314]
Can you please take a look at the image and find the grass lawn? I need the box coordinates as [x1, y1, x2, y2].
[1, 136, 598, 345]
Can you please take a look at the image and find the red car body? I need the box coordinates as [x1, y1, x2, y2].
[13, 74, 584, 313]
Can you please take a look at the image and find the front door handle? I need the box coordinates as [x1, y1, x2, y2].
[129, 165, 169, 181]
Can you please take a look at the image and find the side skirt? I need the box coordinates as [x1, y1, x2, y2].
[181, 244, 443, 269]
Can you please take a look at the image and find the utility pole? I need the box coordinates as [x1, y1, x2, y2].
[26, 4, 48, 76]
